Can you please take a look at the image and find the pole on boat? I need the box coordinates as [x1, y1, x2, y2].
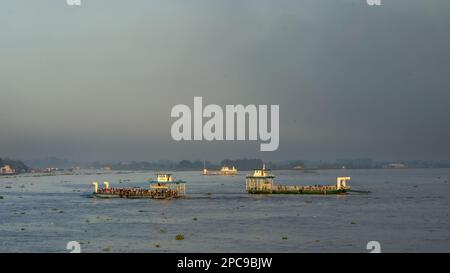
[203, 160, 207, 175]
[93, 181, 98, 193]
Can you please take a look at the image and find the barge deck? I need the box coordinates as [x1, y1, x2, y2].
[246, 165, 350, 194]
[92, 173, 186, 199]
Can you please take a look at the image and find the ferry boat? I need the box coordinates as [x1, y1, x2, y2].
[149, 173, 187, 199]
[203, 165, 238, 176]
[219, 166, 237, 175]
[245, 165, 350, 194]
[92, 173, 186, 199]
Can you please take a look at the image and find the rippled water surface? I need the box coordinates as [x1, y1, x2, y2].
[1, 169, 450, 252]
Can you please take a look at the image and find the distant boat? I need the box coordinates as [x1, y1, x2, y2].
[203, 165, 237, 176]
[293, 166, 317, 173]
[386, 163, 406, 169]
[219, 166, 238, 175]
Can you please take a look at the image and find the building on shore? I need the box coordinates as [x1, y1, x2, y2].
[0, 165, 16, 175]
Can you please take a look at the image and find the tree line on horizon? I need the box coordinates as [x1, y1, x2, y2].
[4, 156, 450, 172]
[91, 158, 450, 171]
[91, 159, 266, 171]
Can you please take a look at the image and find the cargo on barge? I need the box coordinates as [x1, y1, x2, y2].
[92, 173, 186, 199]
[245, 165, 350, 194]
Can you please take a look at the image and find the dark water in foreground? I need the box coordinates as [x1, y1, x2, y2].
[1, 169, 450, 253]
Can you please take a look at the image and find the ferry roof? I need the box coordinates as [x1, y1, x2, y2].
[246, 175, 274, 179]
[149, 180, 186, 184]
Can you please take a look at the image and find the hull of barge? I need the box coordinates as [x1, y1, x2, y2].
[93, 193, 182, 199]
[247, 189, 348, 195]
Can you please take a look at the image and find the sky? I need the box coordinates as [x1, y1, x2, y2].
[1, 0, 450, 162]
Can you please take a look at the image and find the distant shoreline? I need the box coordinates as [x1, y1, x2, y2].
[2, 167, 450, 177]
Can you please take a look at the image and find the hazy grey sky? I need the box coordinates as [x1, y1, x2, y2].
[1, 0, 450, 162]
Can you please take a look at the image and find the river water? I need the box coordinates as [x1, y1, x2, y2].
[1, 169, 449, 252]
